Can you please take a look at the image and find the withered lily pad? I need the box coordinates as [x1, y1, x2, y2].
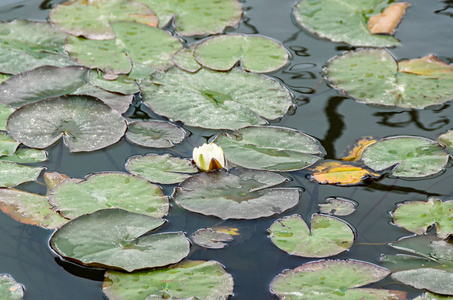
[361, 136, 449, 178]
[381, 235, 453, 295]
[269, 214, 354, 258]
[125, 154, 197, 184]
[367, 3, 410, 35]
[140, 68, 292, 130]
[172, 47, 201, 73]
[214, 126, 323, 171]
[135, 0, 242, 36]
[319, 197, 357, 216]
[0, 148, 47, 164]
[0, 161, 43, 187]
[65, 22, 182, 74]
[173, 168, 300, 219]
[392, 197, 453, 239]
[191, 228, 234, 249]
[194, 34, 289, 73]
[0, 132, 19, 157]
[293, 0, 403, 47]
[340, 136, 377, 161]
[0, 188, 68, 229]
[327, 49, 453, 108]
[49, 0, 158, 40]
[49, 172, 168, 220]
[0, 20, 77, 74]
[50, 209, 190, 272]
[0, 274, 24, 300]
[125, 120, 186, 148]
[7, 95, 127, 152]
[271, 259, 407, 299]
[103, 260, 234, 299]
[0, 104, 14, 131]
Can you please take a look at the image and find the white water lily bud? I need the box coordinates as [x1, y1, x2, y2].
[192, 143, 226, 172]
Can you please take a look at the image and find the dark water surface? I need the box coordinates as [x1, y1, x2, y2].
[0, 0, 452, 299]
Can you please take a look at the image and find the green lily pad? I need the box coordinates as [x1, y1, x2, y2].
[65, 22, 182, 74]
[103, 260, 234, 299]
[326, 49, 453, 108]
[194, 34, 289, 73]
[293, 0, 401, 47]
[88, 69, 141, 95]
[173, 168, 300, 219]
[172, 48, 201, 73]
[0, 20, 77, 74]
[191, 228, 234, 249]
[0, 274, 24, 300]
[49, 0, 158, 40]
[361, 136, 449, 178]
[50, 209, 190, 272]
[415, 292, 453, 300]
[0, 161, 43, 187]
[0, 104, 14, 131]
[381, 235, 453, 295]
[141, 68, 292, 130]
[269, 214, 354, 258]
[125, 120, 186, 148]
[125, 154, 198, 185]
[7, 95, 127, 152]
[0, 132, 19, 157]
[49, 172, 168, 220]
[392, 197, 453, 239]
[135, 0, 242, 36]
[0, 148, 47, 164]
[271, 259, 407, 299]
[0, 188, 68, 229]
[319, 197, 357, 216]
[214, 126, 323, 171]
[438, 130, 453, 156]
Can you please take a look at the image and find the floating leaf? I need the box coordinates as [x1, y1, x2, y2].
[125, 120, 186, 148]
[0, 104, 14, 131]
[172, 48, 201, 73]
[437, 130, 453, 155]
[7, 95, 127, 152]
[193, 34, 289, 73]
[50, 209, 190, 272]
[49, 172, 168, 220]
[0, 274, 24, 300]
[141, 68, 292, 130]
[271, 259, 407, 299]
[319, 197, 357, 216]
[307, 160, 381, 186]
[367, 3, 410, 34]
[103, 260, 234, 299]
[361, 136, 449, 178]
[0, 20, 77, 74]
[125, 154, 198, 185]
[399, 54, 453, 76]
[0, 148, 47, 164]
[88, 69, 140, 95]
[49, 0, 158, 40]
[191, 228, 234, 249]
[415, 292, 453, 300]
[135, 0, 242, 36]
[392, 197, 453, 239]
[44, 172, 71, 194]
[174, 168, 300, 219]
[340, 136, 377, 161]
[0, 132, 19, 157]
[327, 49, 453, 108]
[65, 22, 182, 74]
[214, 126, 322, 172]
[0, 161, 43, 187]
[0, 188, 68, 229]
[293, 0, 403, 47]
[269, 214, 354, 258]
[381, 235, 453, 295]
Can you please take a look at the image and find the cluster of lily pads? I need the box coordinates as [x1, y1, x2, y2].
[0, 0, 452, 299]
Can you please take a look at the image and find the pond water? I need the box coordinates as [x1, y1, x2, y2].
[0, 0, 452, 299]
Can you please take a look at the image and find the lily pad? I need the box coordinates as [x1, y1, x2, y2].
[0, 20, 77, 74]
[50, 209, 190, 272]
[0, 104, 14, 131]
[191, 228, 234, 249]
[293, 0, 402, 47]
[135, 0, 242, 36]
[193, 34, 289, 73]
[88, 69, 141, 95]
[269, 214, 354, 258]
[140, 68, 292, 130]
[271, 259, 407, 299]
[49, 0, 158, 40]
[392, 197, 453, 239]
[416, 292, 453, 300]
[7, 95, 127, 152]
[214, 126, 322, 171]
[326, 49, 453, 108]
[0, 161, 43, 187]
[0, 274, 24, 300]
[319, 197, 357, 216]
[381, 235, 453, 295]
[65, 22, 182, 74]
[49, 172, 169, 220]
[361, 136, 449, 178]
[173, 168, 300, 219]
[172, 47, 201, 73]
[0, 132, 19, 157]
[0, 188, 68, 229]
[125, 120, 186, 148]
[125, 154, 198, 185]
[0, 148, 47, 164]
[438, 130, 453, 156]
[103, 260, 234, 299]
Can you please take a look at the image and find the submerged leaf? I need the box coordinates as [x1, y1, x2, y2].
[191, 228, 234, 249]
[367, 3, 410, 34]
[0, 274, 24, 300]
[125, 120, 186, 148]
[319, 197, 357, 216]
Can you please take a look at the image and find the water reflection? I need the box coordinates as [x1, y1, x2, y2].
[320, 97, 346, 158]
[435, 0, 453, 17]
[374, 109, 450, 131]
